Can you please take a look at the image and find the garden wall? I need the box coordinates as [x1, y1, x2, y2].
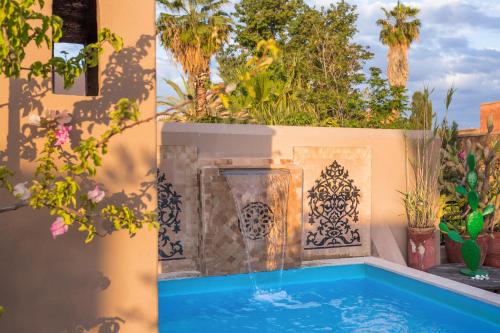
[158, 123, 437, 275]
[0, 1, 157, 332]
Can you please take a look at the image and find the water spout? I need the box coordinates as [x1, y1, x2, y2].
[222, 168, 290, 289]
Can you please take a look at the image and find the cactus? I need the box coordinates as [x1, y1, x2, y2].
[439, 153, 495, 277]
[439, 117, 498, 234]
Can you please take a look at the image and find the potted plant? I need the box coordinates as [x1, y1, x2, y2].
[440, 153, 495, 276]
[439, 117, 498, 266]
[402, 131, 441, 271]
[403, 189, 440, 271]
[485, 218, 500, 267]
[485, 165, 500, 267]
[440, 197, 490, 264]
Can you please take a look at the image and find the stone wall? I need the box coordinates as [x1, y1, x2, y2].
[157, 123, 427, 276]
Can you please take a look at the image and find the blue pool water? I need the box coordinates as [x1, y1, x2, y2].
[158, 264, 500, 333]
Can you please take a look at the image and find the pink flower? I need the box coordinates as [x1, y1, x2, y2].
[88, 185, 105, 203]
[458, 150, 466, 161]
[50, 217, 69, 239]
[54, 124, 72, 146]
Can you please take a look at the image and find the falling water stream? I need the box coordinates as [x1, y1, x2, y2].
[222, 168, 290, 295]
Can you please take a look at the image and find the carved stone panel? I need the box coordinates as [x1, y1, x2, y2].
[294, 147, 371, 260]
[157, 146, 199, 273]
[157, 170, 184, 260]
[239, 201, 276, 240]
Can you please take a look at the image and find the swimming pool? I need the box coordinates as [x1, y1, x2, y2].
[158, 259, 500, 332]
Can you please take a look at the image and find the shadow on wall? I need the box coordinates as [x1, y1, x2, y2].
[72, 35, 155, 140]
[5, 79, 50, 168]
[0, 35, 156, 333]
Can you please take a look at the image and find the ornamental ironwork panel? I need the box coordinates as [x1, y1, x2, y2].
[305, 161, 361, 249]
[239, 202, 275, 240]
[157, 170, 184, 261]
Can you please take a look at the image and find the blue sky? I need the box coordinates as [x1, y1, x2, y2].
[156, 0, 500, 129]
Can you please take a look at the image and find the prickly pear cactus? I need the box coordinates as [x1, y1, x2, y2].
[439, 153, 495, 277]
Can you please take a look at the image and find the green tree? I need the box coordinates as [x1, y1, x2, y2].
[218, 0, 373, 127]
[233, 0, 306, 49]
[288, 2, 373, 125]
[377, 1, 421, 87]
[157, 0, 232, 117]
[410, 89, 433, 130]
[217, 0, 306, 84]
[364, 67, 409, 128]
[216, 40, 314, 125]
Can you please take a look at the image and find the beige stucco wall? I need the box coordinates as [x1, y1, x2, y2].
[0, 1, 157, 332]
[159, 123, 420, 264]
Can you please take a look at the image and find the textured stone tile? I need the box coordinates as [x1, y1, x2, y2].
[199, 161, 303, 276]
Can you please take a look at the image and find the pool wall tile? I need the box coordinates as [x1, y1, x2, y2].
[158, 264, 367, 297]
[365, 265, 500, 326]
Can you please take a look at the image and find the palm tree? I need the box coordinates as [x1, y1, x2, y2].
[157, 77, 195, 121]
[377, 1, 421, 88]
[157, 0, 231, 117]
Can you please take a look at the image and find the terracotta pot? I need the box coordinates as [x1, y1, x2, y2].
[408, 227, 437, 271]
[444, 233, 489, 265]
[485, 231, 500, 268]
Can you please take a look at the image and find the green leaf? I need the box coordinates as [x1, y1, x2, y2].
[461, 240, 481, 273]
[439, 222, 449, 232]
[455, 185, 467, 196]
[440, 222, 464, 243]
[466, 153, 476, 171]
[468, 191, 479, 210]
[447, 230, 464, 244]
[466, 211, 484, 240]
[466, 171, 478, 189]
[0, 305, 4, 317]
[482, 205, 495, 217]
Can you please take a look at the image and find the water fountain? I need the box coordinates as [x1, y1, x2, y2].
[222, 168, 291, 289]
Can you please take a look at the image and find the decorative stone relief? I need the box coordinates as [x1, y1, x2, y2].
[157, 170, 184, 261]
[294, 147, 371, 260]
[239, 202, 275, 240]
[157, 145, 199, 273]
[306, 160, 361, 249]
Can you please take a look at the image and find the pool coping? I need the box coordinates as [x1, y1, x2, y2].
[302, 257, 500, 307]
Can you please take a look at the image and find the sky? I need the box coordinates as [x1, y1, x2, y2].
[156, 0, 500, 129]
